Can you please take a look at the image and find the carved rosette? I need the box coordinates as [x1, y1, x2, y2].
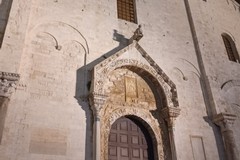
[0, 71, 20, 98]
[161, 107, 181, 128]
[213, 113, 237, 132]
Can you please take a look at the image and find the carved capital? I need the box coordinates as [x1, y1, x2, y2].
[0, 71, 20, 98]
[213, 113, 237, 132]
[89, 92, 108, 119]
[161, 107, 180, 128]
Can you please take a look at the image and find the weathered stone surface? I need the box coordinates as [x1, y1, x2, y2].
[0, 0, 239, 160]
[29, 128, 67, 155]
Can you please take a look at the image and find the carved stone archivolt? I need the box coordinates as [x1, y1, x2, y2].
[0, 71, 20, 98]
[90, 41, 179, 111]
[100, 107, 166, 160]
[89, 40, 180, 160]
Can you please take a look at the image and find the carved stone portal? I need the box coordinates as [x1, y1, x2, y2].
[89, 41, 180, 160]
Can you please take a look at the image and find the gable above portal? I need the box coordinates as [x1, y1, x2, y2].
[91, 40, 179, 109]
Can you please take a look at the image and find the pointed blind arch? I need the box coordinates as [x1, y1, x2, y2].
[117, 0, 137, 23]
[221, 33, 240, 63]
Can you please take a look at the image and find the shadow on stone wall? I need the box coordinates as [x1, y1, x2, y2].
[0, 0, 13, 47]
[199, 82, 226, 160]
[75, 30, 129, 160]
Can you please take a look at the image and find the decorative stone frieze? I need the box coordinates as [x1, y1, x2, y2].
[0, 71, 20, 98]
[91, 41, 179, 109]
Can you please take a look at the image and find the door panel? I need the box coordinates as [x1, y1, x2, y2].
[108, 117, 154, 160]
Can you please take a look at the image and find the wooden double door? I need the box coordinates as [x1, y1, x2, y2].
[108, 117, 154, 160]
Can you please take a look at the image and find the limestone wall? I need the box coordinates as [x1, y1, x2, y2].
[187, 0, 240, 157]
[0, 0, 239, 160]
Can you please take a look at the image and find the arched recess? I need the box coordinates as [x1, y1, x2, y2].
[89, 41, 180, 160]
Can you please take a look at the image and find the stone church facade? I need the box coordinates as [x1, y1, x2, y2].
[0, 0, 240, 160]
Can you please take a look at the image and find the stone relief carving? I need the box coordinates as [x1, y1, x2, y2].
[93, 67, 173, 159]
[89, 40, 180, 160]
[125, 76, 137, 101]
[105, 68, 156, 109]
[89, 92, 108, 119]
[132, 25, 143, 41]
[95, 58, 175, 108]
[92, 41, 179, 110]
[0, 71, 20, 97]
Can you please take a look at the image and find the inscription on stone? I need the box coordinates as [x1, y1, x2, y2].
[29, 128, 67, 155]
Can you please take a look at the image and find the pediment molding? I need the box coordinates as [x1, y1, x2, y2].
[90, 41, 179, 110]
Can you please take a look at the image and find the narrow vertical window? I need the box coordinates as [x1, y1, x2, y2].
[0, 0, 13, 48]
[117, 0, 137, 23]
[222, 33, 240, 63]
